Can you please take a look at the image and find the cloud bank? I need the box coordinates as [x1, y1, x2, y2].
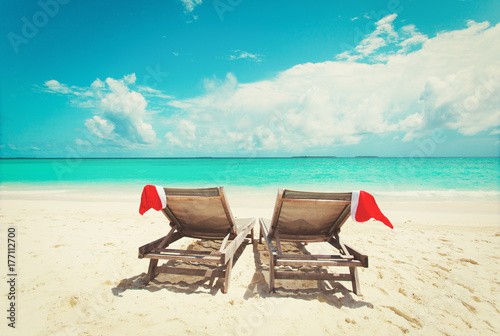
[164, 17, 500, 153]
[44, 16, 500, 155]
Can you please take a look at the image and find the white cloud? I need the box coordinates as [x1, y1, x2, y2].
[163, 19, 500, 153]
[44, 80, 72, 94]
[97, 77, 157, 144]
[338, 14, 428, 62]
[165, 119, 197, 148]
[398, 24, 428, 54]
[227, 50, 264, 62]
[85, 116, 115, 140]
[180, 0, 202, 13]
[352, 14, 398, 58]
[177, 120, 197, 140]
[137, 86, 174, 99]
[44, 74, 165, 146]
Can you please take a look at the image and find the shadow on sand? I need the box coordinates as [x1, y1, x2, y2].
[112, 239, 249, 297]
[244, 241, 374, 309]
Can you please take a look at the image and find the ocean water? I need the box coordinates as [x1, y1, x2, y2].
[0, 158, 499, 200]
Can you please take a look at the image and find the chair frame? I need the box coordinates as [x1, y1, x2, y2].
[259, 189, 368, 295]
[138, 187, 255, 293]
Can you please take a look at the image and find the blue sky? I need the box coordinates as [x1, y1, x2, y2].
[1, 0, 499, 157]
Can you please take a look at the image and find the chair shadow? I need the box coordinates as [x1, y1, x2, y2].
[244, 241, 374, 309]
[112, 238, 250, 297]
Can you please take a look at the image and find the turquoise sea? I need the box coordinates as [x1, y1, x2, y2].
[0, 158, 499, 200]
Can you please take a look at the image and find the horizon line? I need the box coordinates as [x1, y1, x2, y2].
[0, 156, 499, 159]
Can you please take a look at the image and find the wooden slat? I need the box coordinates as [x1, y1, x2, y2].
[152, 248, 221, 256]
[276, 259, 363, 267]
[165, 196, 222, 201]
[276, 254, 354, 260]
[179, 230, 231, 240]
[274, 230, 283, 255]
[260, 218, 276, 255]
[281, 199, 350, 205]
[160, 266, 225, 278]
[219, 232, 231, 252]
[163, 187, 220, 197]
[139, 236, 167, 258]
[269, 188, 284, 237]
[138, 231, 183, 258]
[143, 253, 222, 264]
[218, 187, 237, 236]
[277, 234, 328, 242]
[156, 227, 178, 249]
[275, 272, 352, 281]
[282, 190, 352, 201]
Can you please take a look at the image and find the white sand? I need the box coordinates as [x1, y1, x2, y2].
[1, 188, 499, 335]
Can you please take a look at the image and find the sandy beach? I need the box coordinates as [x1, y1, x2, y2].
[1, 188, 499, 335]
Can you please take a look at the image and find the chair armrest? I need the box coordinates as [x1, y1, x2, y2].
[259, 218, 277, 256]
[328, 237, 369, 268]
[220, 218, 256, 263]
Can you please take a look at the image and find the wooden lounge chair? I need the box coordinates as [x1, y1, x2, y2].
[259, 189, 369, 295]
[138, 187, 256, 293]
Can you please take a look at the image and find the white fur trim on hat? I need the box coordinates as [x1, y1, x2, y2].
[155, 185, 167, 209]
[351, 190, 360, 222]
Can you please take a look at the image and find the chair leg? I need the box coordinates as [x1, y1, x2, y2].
[269, 255, 275, 293]
[349, 267, 361, 295]
[144, 259, 159, 285]
[222, 257, 233, 294]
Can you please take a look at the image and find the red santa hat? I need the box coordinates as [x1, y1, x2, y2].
[139, 185, 167, 215]
[351, 190, 393, 229]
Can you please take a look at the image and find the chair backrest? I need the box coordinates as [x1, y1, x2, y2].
[161, 187, 236, 238]
[269, 189, 352, 241]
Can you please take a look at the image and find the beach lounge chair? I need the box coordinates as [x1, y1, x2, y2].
[259, 189, 369, 295]
[138, 187, 256, 293]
